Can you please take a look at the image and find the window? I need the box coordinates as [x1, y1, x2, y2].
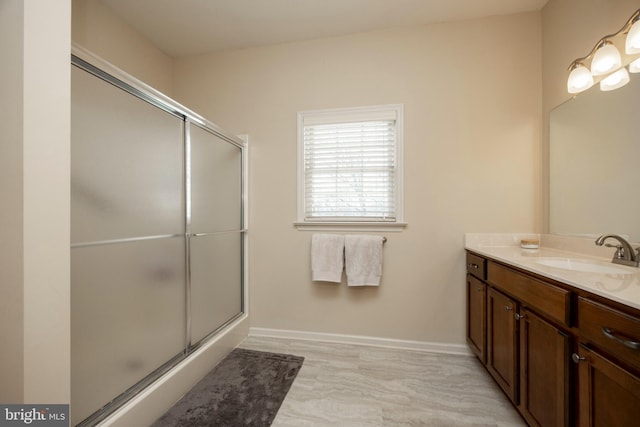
[296, 104, 404, 229]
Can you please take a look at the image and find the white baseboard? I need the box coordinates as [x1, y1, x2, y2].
[249, 327, 472, 356]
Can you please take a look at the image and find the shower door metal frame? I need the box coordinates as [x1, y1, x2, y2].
[184, 119, 248, 350]
[71, 45, 247, 427]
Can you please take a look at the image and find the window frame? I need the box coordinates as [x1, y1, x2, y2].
[295, 104, 406, 231]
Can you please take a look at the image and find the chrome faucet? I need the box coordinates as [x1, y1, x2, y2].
[595, 234, 640, 267]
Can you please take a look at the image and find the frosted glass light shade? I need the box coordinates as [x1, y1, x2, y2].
[591, 42, 622, 75]
[626, 19, 640, 54]
[567, 64, 594, 93]
[599, 67, 630, 91]
[629, 57, 640, 73]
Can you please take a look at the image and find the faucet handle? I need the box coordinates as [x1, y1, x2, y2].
[604, 243, 625, 259]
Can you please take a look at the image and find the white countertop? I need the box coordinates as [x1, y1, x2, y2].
[465, 234, 640, 311]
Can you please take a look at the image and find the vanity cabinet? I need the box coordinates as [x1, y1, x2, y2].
[467, 252, 572, 426]
[467, 275, 486, 363]
[574, 345, 640, 427]
[519, 308, 570, 427]
[466, 249, 640, 426]
[487, 261, 571, 327]
[466, 252, 487, 363]
[487, 286, 519, 404]
[578, 297, 640, 373]
[487, 259, 572, 424]
[575, 297, 640, 427]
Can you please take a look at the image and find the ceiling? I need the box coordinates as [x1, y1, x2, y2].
[100, 0, 548, 57]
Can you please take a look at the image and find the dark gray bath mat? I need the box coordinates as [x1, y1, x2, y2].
[151, 348, 304, 427]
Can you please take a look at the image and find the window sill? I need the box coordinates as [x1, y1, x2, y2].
[293, 221, 407, 232]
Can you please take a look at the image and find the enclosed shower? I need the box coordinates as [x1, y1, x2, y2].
[70, 50, 246, 426]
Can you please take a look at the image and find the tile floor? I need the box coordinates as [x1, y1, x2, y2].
[239, 336, 525, 427]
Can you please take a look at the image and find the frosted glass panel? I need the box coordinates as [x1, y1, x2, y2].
[71, 237, 186, 425]
[71, 65, 184, 244]
[190, 233, 242, 343]
[190, 124, 242, 233]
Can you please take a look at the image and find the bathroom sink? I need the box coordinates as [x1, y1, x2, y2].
[534, 258, 634, 275]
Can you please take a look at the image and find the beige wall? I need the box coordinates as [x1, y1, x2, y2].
[0, 0, 71, 403]
[173, 12, 542, 345]
[0, 0, 25, 403]
[541, 0, 639, 232]
[72, 0, 174, 95]
[22, 0, 71, 403]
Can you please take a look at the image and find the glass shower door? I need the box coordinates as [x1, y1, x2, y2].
[70, 65, 186, 425]
[188, 123, 243, 344]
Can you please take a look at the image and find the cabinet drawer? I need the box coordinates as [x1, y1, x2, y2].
[466, 252, 487, 280]
[488, 261, 570, 326]
[579, 297, 640, 372]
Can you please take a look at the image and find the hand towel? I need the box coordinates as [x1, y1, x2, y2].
[311, 234, 345, 283]
[345, 235, 384, 286]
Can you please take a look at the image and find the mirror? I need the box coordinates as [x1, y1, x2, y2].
[549, 74, 640, 242]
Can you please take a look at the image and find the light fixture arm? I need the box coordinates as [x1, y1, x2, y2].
[568, 8, 640, 70]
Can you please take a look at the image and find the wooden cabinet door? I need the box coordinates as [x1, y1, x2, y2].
[519, 308, 571, 427]
[467, 275, 486, 364]
[576, 345, 640, 427]
[487, 287, 518, 404]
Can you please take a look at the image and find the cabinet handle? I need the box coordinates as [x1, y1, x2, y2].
[571, 353, 586, 364]
[467, 263, 479, 270]
[601, 327, 640, 350]
[476, 287, 482, 292]
[504, 306, 513, 311]
[515, 313, 526, 321]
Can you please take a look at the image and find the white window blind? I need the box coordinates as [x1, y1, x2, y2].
[300, 106, 401, 222]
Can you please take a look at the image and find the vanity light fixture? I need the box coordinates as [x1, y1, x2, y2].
[629, 57, 640, 73]
[600, 67, 630, 91]
[590, 41, 621, 75]
[567, 8, 640, 94]
[625, 15, 640, 54]
[567, 62, 594, 93]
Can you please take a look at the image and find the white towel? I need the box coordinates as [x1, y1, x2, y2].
[345, 235, 384, 286]
[311, 234, 345, 283]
